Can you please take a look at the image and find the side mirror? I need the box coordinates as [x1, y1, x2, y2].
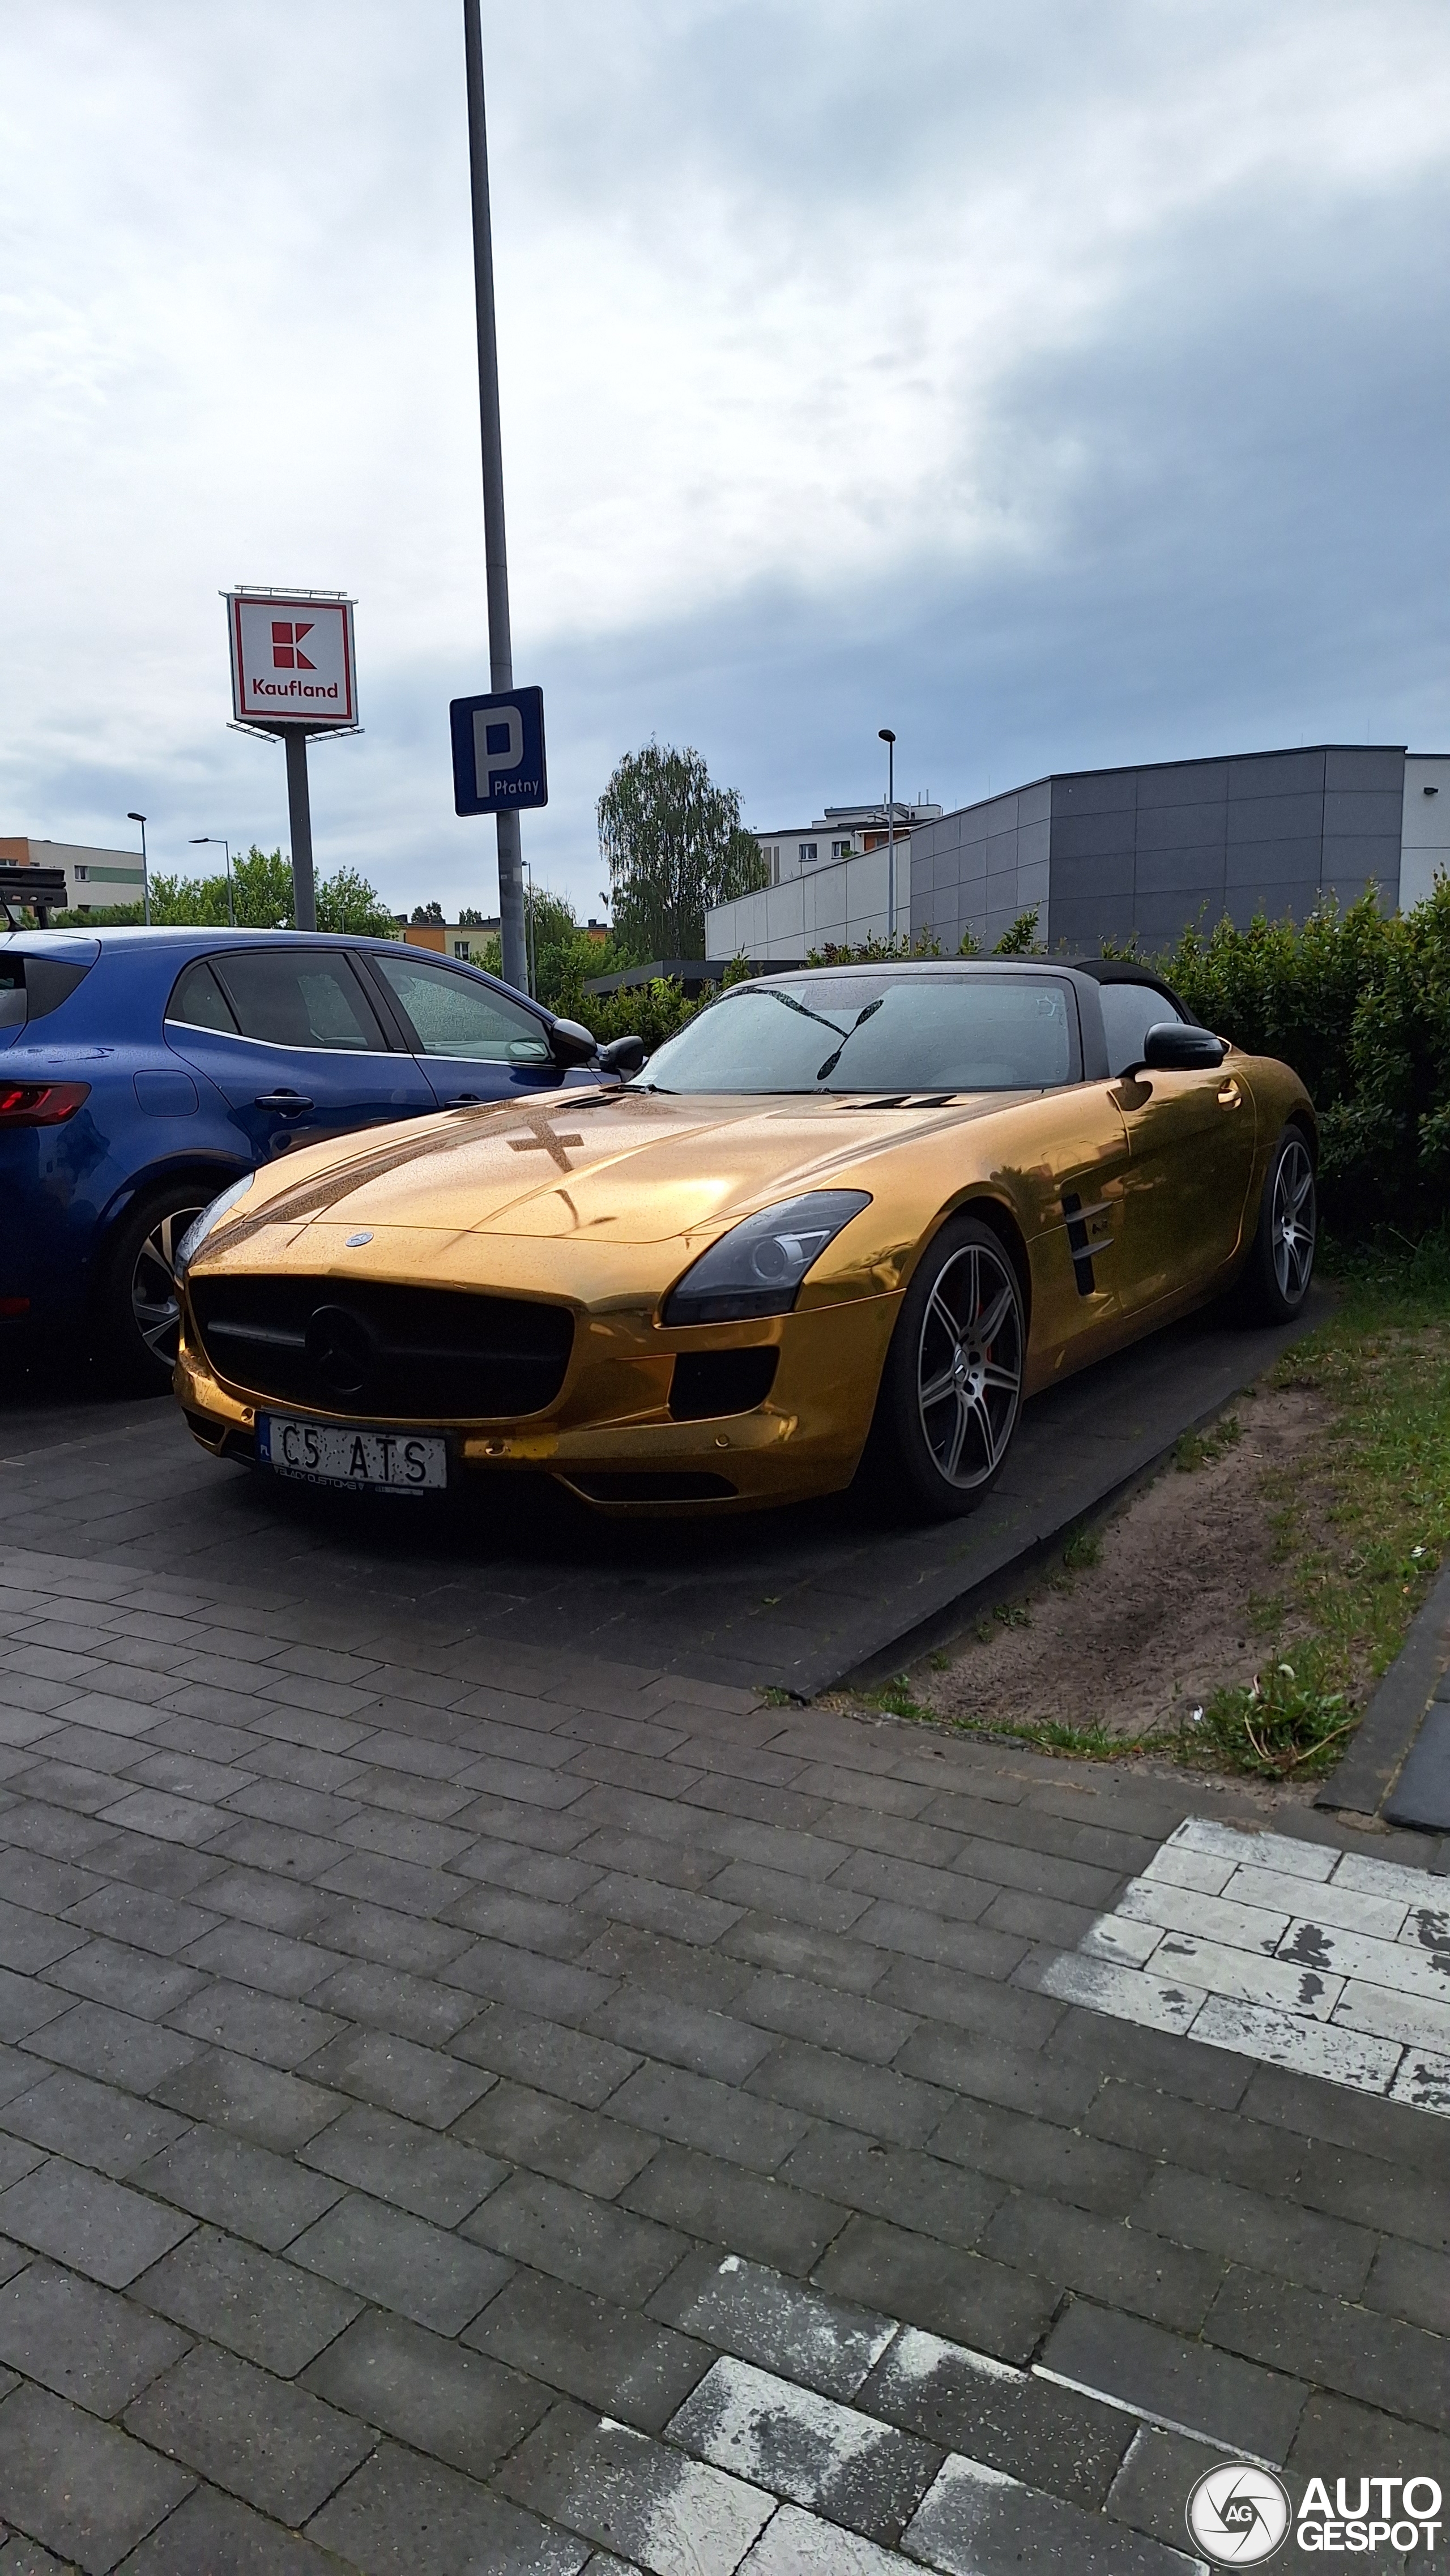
[548, 1016, 598, 1069]
[597, 1032, 646, 1076]
[1139, 1021, 1229, 1073]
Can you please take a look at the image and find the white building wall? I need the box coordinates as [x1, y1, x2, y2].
[707, 843, 910, 961]
[1400, 757, 1450, 911]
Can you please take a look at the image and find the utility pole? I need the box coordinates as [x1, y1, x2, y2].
[463, 1, 528, 995]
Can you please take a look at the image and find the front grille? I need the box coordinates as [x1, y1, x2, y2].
[190, 1276, 573, 1421]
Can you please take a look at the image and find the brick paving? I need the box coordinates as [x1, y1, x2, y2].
[0, 1533, 1446, 2570]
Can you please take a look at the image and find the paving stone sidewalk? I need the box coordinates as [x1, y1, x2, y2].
[0, 1536, 1447, 2573]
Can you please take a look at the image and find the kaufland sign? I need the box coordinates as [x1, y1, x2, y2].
[227, 591, 357, 728]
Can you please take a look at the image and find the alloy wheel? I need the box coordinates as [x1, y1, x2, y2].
[130, 1204, 205, 1364]
[916, 1238, 1023, 1489]
[1272, 1139, 1315, 1304]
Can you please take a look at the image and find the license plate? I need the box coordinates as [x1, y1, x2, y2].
[258, 1416, 447, 1494]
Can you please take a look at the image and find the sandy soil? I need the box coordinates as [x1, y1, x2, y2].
[914, 1385, 1336, 1741]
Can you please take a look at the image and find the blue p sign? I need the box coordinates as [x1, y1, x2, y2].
[449, 686, 548, 815]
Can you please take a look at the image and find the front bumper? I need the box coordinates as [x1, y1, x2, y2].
[174, 1289, 900, 1514]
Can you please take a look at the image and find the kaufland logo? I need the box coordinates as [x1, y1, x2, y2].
[250, 617, 339, 701]
[272, 620, 314, 669]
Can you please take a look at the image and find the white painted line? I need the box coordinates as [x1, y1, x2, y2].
[668, 2355, 926, 2523]
[1332, 1850, 1450, 1906]
[1222, 1862, 1410, 1941]
[1030, 2366, 1281, 2470]
[1037, 1951, 1206, 2032]
[737, 2502, 915, 2573]
[1189, 1994, 1404, 2095]
[1275, 1916, 1450, 2008]
[1388, 2049, 1450, 2116]
[1081, 1912, 1166, 1967]
[1139, 1846, 1238, 1895]
[1397, 1902, 1450, 1956]
[1119, 1880, 1289, 1955]
[1332, 1980, 1450, 2057]
[1148, 1932, 1344, 2019]
[1042, 1818, 1450, 2121]
[1167, 1820, 1336, 1879]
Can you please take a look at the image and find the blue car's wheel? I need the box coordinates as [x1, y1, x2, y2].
[97, 1182, 210, 1390]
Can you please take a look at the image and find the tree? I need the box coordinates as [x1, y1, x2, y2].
[458, 905, 492, 928]
[597, 741, 768, 962]
[411, 900, 445, 926]
[317, 868, 398, 938]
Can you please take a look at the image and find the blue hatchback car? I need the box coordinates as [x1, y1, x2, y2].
[0, 926, 634, 1388]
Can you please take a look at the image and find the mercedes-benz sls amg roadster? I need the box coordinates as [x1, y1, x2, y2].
[172, 958, 1317, 1520]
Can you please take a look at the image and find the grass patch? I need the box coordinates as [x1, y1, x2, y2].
[1061, 1522, 1103, 1571]
[866, 1236, 1449, 1780]
[1173, 1413, 1243, 1473]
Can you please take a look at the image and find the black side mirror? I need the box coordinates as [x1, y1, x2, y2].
[548, 1016, 598, 1069]
[597, 1032, 646, 1076]
[1138, 1021, 1229, 1073]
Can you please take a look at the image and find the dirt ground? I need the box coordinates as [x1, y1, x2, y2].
[910, 1384, 1336, 1741]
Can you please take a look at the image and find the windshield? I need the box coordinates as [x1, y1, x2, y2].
[642, 973, 1080, 1094]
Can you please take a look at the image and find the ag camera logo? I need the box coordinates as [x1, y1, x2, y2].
[1188, 2463, 1291, 2564]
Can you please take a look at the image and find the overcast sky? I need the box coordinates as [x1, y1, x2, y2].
[2, 1, 1447, 919]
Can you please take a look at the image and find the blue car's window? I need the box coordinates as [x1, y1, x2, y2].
[0, 959, 24, 1029]
[372, 953, 550, 1063]
[211, 950, 386, 1053]
[167, 959, 238, 1034]
[643, 973, 1081, 1094]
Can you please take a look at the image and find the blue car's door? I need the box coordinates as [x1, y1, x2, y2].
[164, 946, 434, 1163]
[360, 950, 578, 1106]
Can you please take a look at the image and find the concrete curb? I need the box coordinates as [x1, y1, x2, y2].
[1315, 1555, 1450, 1819]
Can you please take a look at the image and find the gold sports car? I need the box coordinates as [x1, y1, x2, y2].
[173, 958, 1317, 1519]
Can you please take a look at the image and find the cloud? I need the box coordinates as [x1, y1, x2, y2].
[1, 0, 1447, 918]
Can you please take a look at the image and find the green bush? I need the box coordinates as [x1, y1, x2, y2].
[1130, 880, 1450, 1232]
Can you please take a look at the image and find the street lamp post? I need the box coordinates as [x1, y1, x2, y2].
[522, 857, 538, 999]
[189, 836, 233, 927]
[127, 813, 150, 927]
[877, 730, 897, 948]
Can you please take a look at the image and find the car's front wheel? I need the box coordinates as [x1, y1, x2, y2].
[863, 1214, 1026, 1519]
[1238, 1125, 1317, 1323]
[96, 1183, 210, 1391]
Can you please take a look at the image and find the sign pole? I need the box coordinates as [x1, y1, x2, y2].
[283, 728, 318, 932]
[463, 0, 528, 996]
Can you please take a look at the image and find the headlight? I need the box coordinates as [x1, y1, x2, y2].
[663, 1190, 871, 1326]
[175, 1175, 255, 1279]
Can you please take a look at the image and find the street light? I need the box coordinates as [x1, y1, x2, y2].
[522, 857, 538, 999]
[126, 813, 150, 927]
[877, 730, 897, 948]
[190, 836, 234, 927]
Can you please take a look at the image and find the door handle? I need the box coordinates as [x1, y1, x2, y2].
[255, 1091, 314, 1115]
[444, 1092, 482, 1107]
[1217, 1079, 1242, 1109]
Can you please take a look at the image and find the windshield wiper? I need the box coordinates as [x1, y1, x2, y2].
[739, 986, 849, 1043]
[814, 996, 885, 1082]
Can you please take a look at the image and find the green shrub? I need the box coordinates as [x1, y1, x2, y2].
[1125, 879, 1450, 1232]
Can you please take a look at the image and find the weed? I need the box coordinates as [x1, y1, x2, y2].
[1061, 1523, 1103, 1573]
[1180, 1659, 1353, 1778]
[1174, 1414, 1243, 1473]
[994, 1601, 1031, 1629]
[928, 1648, 954, 1671]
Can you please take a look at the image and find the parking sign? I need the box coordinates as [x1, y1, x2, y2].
[450, 686, 547, 815]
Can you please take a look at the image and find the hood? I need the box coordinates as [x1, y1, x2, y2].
[213, 1083, 1021, 1256]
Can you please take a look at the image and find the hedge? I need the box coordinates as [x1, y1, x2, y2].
[1140, 881, 1450, 1232]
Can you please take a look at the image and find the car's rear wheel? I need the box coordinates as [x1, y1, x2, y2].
[862, 1214, 1026, 1519]
[97, 1183, 210, 1391]
[1237, 1125, 1317, 1323]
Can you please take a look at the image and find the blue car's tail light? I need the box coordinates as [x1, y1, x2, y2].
[0, 1080, 91, 1126]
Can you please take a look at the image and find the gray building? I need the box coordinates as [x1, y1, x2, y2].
[707, 744, 1449, 962]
